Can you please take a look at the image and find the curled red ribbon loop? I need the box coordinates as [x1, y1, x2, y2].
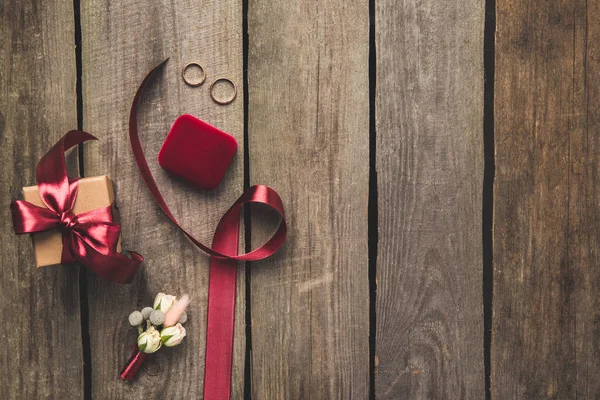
[10, 130, 143, 284]
[129, 60, 287, 399]
[129, 59, 288, 262]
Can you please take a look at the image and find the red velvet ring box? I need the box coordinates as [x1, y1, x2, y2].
[158, 114, 238, 190]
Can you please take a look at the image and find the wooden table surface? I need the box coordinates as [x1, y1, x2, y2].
[1, 0, 598, 399]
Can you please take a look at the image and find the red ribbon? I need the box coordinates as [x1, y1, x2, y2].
[129, 60, 287, 398]
[10, 130, 143, 284]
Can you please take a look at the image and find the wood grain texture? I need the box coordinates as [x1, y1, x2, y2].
[492, 0, 600, 397]
[247, 0, 370, 398]
[81, 1, 244, 398]
[375, 0, 485, 397]
[0, 1, 83, 398]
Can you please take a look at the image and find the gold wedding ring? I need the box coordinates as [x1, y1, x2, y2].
[210, 78, 237, 105]
[182, 62, 206, 87]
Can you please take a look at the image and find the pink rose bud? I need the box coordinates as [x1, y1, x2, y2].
[161, 323, 187, 347]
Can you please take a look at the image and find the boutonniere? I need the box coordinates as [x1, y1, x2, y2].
[121, 293, 190, 380]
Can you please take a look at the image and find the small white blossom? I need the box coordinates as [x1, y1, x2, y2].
[137, 327, 162, 354]
[153, 293, 176, 313]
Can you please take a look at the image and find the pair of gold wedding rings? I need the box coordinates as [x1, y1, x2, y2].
[181, 62, 237, 105]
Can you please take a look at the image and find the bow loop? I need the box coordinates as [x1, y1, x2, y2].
[11, 200, 61, 234]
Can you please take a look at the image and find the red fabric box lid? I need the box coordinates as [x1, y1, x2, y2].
[158, 114, 238, 190]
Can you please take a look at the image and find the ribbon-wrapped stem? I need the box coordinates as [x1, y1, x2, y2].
[120, 345, 149, 381]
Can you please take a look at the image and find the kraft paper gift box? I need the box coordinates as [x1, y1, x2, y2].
[22, 175, 121, 267]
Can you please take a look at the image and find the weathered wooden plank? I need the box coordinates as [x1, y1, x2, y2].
[81, 1, 244, 397]
[492, 0, 600, 397]
[375, 0, 485, 397]
[247, 0, 370, 398]
[0, 1, 83, 398]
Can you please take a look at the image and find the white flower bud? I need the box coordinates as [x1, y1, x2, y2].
[160, 323, 186, 347]
[153, 293, 176, 313]
[137, 326, 162, 354]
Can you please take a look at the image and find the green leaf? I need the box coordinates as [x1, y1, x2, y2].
[162, 335, 174, 343]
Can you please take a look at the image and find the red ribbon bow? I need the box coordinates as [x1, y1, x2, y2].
[11, 130, 143, 284]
